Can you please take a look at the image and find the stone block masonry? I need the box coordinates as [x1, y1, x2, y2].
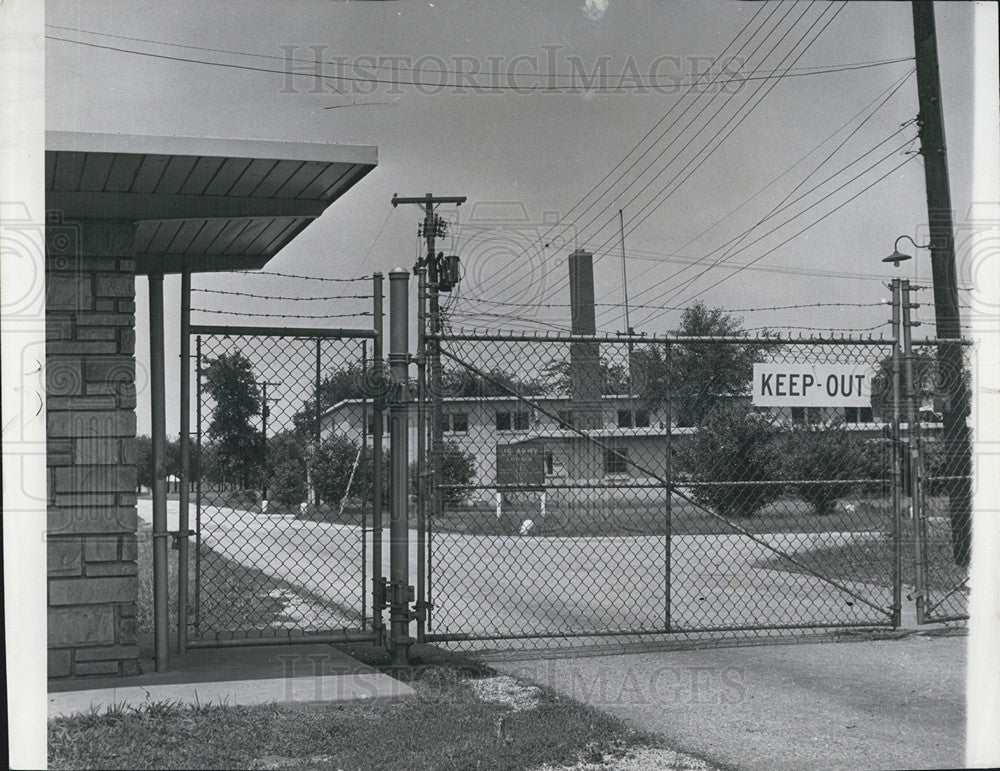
[46, 219, 142, 678]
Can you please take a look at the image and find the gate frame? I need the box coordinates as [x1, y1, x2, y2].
[418, 326, 969, 646]
[176, 272, 386, 651]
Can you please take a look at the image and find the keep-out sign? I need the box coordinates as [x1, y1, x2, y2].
[752, 363, 873, 407]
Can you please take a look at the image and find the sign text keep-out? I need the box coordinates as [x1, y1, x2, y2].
[752, 363, 873, 407]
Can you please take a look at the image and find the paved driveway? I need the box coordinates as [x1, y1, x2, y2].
[142, 500, 895, 641]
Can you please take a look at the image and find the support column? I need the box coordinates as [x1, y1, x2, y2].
[148, 271, 169, 671]
[388, 268, 412, 665]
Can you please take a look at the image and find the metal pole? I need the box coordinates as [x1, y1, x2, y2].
[388, 268, 412, 665]
[416, 267, 428, 642]
[261, 381, 268, 505]
[148, 272, 169, 671]
[371, 273, 385, 637]
[912, 2, 972, 566]
[889, 279, 903, 628]
[194, 336, 202, 636]
[901, 280, 927, 623]
[361, 341, 368, 629]
[663, 341, 672, 631]
[314, 338, 321, 506]
[177, 267, 191, 654]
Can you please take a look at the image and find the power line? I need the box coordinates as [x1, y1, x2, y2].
[596, 129, 918, 325]
[525, 1, 846, 305]
[592, 69, 914, 312]
[637, 154, 917, 325]
[44, 28, 912, 91]
[471, 1, 787, 299]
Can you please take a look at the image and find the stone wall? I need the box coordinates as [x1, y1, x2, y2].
[46, 219, 141, 678]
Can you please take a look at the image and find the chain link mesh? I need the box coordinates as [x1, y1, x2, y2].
[191, 331, 381, 643]
[912, 340, 972, 622]
[424, 334, 904, 649]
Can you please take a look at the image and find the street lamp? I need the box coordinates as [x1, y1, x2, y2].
[883, 234, 931, 267]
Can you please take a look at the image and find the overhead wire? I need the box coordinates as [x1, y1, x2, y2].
[589, 68, 915, 314]
[526, 0, 848, 306]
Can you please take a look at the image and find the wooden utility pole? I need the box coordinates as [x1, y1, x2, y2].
[911, 0, 971, 565]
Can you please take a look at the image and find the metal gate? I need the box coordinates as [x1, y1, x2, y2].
[418, 331, 907, 649]
[180, 317, 386, 648]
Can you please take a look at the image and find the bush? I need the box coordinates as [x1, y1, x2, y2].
[782, 424, 877, 516]
[680, 403, 783, 519]
[312, 434, 389, 508]
[410, 442, 477, 507]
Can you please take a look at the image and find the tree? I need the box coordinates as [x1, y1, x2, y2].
[311, 434, 389, 508]
[292, 363, 371, 437]
[634, 303, 778, 426]
[679, 402, 784, 519]
[442, 367, 544, 397]
[266, 431, 310, 507]
[203, 351, 262, 488]
[782, 424, 880, 516]
[538, 357, 629, 396]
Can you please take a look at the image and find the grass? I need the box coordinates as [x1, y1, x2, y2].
[434, 493, 893, 538]
[757, 515, 970, 594]
[136, 520, 361, 643]
[48, 659, 664, 770]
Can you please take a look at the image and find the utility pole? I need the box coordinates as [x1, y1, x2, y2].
[911, 1, 971, 565]
[619, 209, 635, 400]
[391, 193, 465, 636]
[258, 380, 281, 506]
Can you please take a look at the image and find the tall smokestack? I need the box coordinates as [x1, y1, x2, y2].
[568, 249, 601, 429]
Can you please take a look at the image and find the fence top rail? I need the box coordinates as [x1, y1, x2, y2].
[430, 331, 902, 346]
[190, 324, 377, 340]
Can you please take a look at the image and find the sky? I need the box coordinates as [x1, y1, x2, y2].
[43, 0, 985, 434]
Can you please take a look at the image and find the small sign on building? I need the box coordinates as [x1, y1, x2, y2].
[752, 363, 873, 407]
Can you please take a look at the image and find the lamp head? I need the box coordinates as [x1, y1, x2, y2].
[883, 249, 913, 267]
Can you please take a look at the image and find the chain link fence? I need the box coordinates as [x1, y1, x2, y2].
[189, 328, 382, 644]
[911, 340, 972, 623]
[422, 333, 904, 649]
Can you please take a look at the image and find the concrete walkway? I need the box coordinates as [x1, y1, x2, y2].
[48, 643, 414, 719]
[493, 630, 965, 771]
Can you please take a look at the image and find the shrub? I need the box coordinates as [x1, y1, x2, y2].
[410, 442, 477, 507]
[680, 403, 783, 518]
[312, 434, 389, 508]
[782, 424, 877, 516]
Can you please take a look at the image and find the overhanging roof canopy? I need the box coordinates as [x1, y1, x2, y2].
[45, 131, 377, 275]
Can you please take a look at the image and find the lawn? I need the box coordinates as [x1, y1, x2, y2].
[432, 493, 893, 538]
[48, 658, 681, 770]
[136, 520, 361, 643]
[757, 516, 969, 595]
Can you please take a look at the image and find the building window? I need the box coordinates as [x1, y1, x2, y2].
[451, 412, 468, 433]
[544, 451, 554, 475]
[497, 410, 528, 431]
[618, 409, 650, 428]
[792, 407, 823, 425]
[844, 406, 873, 424]
[604, 447, 629, 475]
[557, 410, 574, 429]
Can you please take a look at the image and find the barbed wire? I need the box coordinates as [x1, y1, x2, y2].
[454, 296, 885, 314]
[191, 288, 370, 301]
[191, 308, 372, 319]
[233, 270, 372, 282]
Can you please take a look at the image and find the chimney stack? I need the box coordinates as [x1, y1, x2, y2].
[568, 249, 601, 429]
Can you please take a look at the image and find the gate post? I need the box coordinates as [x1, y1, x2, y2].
[388, 268, 412, 664]
[178, 266, 191, 653]
[889, 278, 903, 627]
[901, 279, 928, 623]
